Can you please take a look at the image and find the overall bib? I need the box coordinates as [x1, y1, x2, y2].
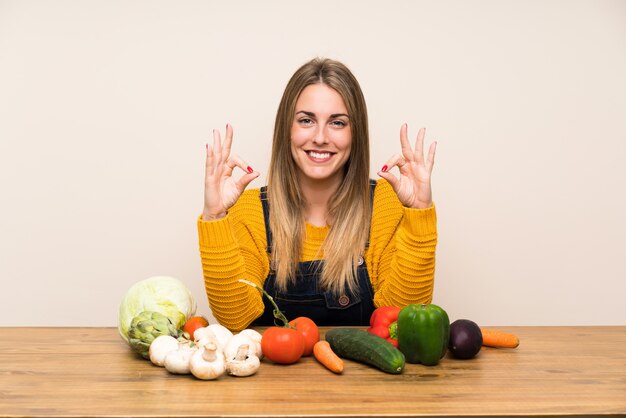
[252, 181, 377, 326]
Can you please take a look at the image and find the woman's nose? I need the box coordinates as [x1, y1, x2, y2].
[312, 127, 329, 145]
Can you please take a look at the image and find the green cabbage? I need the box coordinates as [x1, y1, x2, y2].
[118, 276, 196, 342]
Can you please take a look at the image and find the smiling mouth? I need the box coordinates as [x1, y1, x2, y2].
[306, 150, 335, 162]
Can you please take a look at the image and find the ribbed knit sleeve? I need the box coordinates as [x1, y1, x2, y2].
[367, 180, 438, 307]
[197, 189, 269, 331]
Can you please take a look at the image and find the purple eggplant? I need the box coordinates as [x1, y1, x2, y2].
[448, 319, 483, 359]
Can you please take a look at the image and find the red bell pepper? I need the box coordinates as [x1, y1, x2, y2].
[367, 306, 401, 347]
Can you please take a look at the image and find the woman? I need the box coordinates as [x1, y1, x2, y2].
[199, 58, 437, 331]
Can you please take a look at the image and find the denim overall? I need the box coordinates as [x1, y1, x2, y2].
[252, 181, 377, 326]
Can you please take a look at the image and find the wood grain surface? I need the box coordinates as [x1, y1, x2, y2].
[0, 326, 624, 417]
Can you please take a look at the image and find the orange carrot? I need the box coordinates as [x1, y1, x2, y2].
[480, 328, 520, 348]
[313, 341, 344, 374]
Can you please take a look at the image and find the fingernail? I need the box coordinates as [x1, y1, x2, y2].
[247, 166, 254, 173]
[381, 165, 388, 172]
[206, 143, 208, 151]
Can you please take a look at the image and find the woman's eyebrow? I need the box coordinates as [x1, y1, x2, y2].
[295, 110, 349, 118]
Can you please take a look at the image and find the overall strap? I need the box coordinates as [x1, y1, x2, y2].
[365, 179, 377, 249]
[260, 186, 273, 253]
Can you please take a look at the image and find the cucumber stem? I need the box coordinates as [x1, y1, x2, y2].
[238, 279, 291, 327]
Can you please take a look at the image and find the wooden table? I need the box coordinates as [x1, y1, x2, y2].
[0, 326, 624, 417]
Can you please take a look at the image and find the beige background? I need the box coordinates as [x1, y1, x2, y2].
[1, 0, 625, 326]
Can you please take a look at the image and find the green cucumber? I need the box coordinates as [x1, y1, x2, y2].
[325, 328, 405, 374]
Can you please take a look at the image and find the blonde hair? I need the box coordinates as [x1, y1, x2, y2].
[267, 58, 371, 296]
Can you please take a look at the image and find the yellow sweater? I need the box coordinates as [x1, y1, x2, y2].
[198, 179, 437, 331]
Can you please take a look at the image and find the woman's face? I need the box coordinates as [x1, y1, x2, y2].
[290, 83, 352, 185]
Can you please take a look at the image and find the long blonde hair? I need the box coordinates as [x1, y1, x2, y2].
[267, 58, 371, 296]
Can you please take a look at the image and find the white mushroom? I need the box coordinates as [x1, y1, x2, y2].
[193, 324, 233, 350]
[226, 344, 260, 377]
[205, 324, 233, 349]
[164, 341, 196, 374]
[193, 327, 217, 346]
[149, 335, 180, 367]
[189, 342, 226, 380]
[224, 333, 260, 361]
[238, 329, 263, 360]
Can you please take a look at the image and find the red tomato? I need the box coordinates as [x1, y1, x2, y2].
[288, 316, 319, 357]
[261, 327, 305, 364]
[182, 316, 209, 340]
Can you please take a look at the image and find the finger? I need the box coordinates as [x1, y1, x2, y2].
[381, 154, 407, 173]
[235, 171, 261, 192]
[212, 129, 222, 168]
[224, 154, 254, 177]
[222, 123, 233, 164]
[206, 143, 215, 177]
[399, 123, 413, 161]
[377, 170, 401, 191]
[426, 141, 437, 171]
[414, 127, 425, 165]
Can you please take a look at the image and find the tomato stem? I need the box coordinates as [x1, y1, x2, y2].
[238, 279, 291, 327]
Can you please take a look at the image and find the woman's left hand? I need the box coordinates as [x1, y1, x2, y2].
[378, 124, 437, 209]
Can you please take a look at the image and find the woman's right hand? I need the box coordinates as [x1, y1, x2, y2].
[203, 124, 259, 221]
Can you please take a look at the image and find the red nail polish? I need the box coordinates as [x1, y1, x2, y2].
[381, 165, 388, 172]
[247, 166, 254, 173]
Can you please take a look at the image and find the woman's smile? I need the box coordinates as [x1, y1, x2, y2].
[306, 149, 335, 162]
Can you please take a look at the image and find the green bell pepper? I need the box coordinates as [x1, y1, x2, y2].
[397, 304, 450, 366]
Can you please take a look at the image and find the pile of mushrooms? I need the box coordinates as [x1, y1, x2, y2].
[149, 323, 262, 380]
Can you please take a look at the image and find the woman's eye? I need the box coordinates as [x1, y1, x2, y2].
[331, 120, 347, 127]
[298, 118, 313, 125]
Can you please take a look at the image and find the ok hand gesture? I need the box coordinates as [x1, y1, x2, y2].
[378, 125, 436, 209]
[203, 124, 259, 220]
